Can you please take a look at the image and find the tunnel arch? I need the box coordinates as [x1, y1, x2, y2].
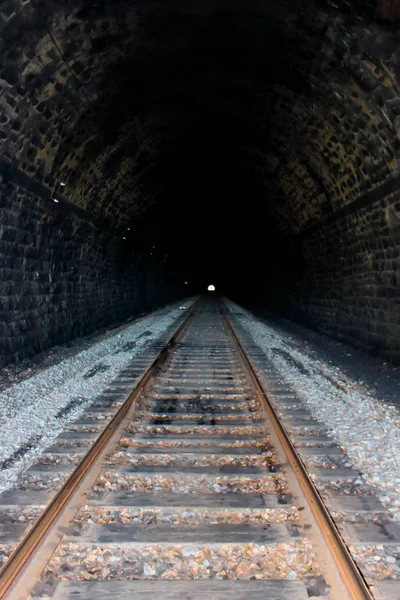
[0, 0, 399, 365]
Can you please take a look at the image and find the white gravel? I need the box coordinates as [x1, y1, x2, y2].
[226, 300, 400, 520]
[0, 299, 195, 493]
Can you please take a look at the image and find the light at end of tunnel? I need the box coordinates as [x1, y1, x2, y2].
[123, 237, 126, 240]
[53, 198, 59, 203]
[184, 281, 188, 285]
[127, 227, 131, 231]
[208, 285, 216, 292]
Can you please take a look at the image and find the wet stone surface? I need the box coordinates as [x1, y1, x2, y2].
[93, 473, 287, 496]
[37, 453, 83, 466]
[310, 478, 374, 496]
[0, 507, 44, 524]
[77, 506, 300, 527]
[120, 438, 269, 449]
[137, 412, 252, 422]
[299, 454, 351, 469]
[350, 545, 400, 580]
[0, 545, 12, 567]
[128, 425, 265, 436]
[18, 473, 69, 492]
[110, 452, 274, 468]
[68, 425, 103, 433]
[44, 539, 320, 582]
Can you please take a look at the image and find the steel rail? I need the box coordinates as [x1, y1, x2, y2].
[221, 308, 374, 600]
[0, 300, 198, 599]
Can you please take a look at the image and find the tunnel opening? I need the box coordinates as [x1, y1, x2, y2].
[0, 0, 399, 367]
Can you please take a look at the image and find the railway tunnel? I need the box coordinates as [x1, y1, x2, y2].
[1, 0, 400, 369]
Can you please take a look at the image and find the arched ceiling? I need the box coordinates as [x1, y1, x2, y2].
[1, 0, 400, 266]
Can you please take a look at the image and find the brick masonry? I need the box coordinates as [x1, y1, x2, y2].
[254, 1, 400, 363]
[267, 189, 400, 362]
[0, 174, 180, 367]
[0, 2, 184, 367]
[0, 0, 400, 365]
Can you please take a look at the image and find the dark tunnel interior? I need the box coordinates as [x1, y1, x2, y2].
[0, 0, 400, 367]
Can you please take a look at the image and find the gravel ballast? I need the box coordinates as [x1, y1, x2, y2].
[0, 299, 194, 493]
[226, 300, 400, 521]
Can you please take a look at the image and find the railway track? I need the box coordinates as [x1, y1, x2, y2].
[0, 297, 398, 599]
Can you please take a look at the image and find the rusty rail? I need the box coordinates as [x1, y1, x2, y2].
[221, 307, 373, 600]
[0, 297, 375, 600]
[0, 300, 198, 599]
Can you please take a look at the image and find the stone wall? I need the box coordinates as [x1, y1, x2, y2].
[1, 0, 400, 366]
[255, 2, 400, 363]
[0, 170, 179, 367]
[269, 189, 400, 363]
[262, 4, 400, 236]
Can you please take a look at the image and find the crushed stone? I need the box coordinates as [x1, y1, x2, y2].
[0, 299, 195, 493]
[227, 300, 400, 521]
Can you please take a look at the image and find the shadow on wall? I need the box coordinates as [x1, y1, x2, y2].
[248, 196, 400, 364]
[0, 173, 183, 368]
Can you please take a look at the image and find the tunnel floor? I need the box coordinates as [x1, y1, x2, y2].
[227, 300, 400, 512]
[0, 296, 400, 599]
[0, 298, 196, 491]
[245, 305, 400, 406]
[0, 296, 399, 509]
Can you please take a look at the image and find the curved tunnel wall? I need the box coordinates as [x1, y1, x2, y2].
[0, 0, 400, 366]
[0, 167, 182, 367]
[262, 188, 400, 362]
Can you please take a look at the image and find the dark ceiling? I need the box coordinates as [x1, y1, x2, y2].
[1, 0, 399, 291]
